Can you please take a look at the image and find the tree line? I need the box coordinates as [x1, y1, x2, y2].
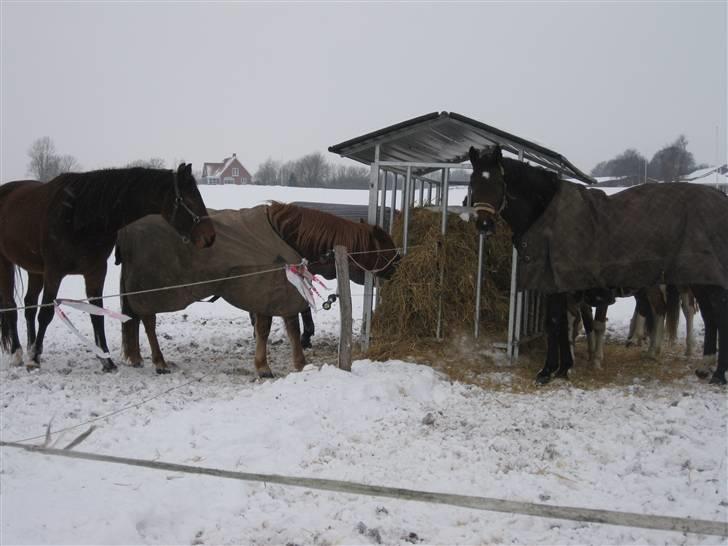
[254, 152, 369, 189]
[25, 134, 708, 188]
[24, 137, 368, 189]
[591, 135, 706, 185]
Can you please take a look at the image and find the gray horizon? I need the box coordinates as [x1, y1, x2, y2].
[1, 1, 725, 180]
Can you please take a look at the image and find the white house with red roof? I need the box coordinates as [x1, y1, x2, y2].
[201, 153, 252, 185]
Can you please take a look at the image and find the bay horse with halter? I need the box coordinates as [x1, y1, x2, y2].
[0, 164, 216, 372]
[117, 201, 399, 376]
[468, 145, 728, 385]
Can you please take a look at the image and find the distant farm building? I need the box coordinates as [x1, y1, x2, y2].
[681, 164, 728, 195]
[201, 153, 252, 185]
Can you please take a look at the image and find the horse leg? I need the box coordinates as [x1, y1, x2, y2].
[566, 300, 579, 362]
[300, 308, 314, 349]
[711, 287, 728, 385]
[692, 285, 717, 379]
[283, 315, 306, 371]
[140, 314, 170, 374]
[645, 285, 667, 361]
[589, 303, 607, 369]
[84, 264, 117, 372]
[122, 315, 143, 368]
[537, 293, 567, 384]
[665, 285, 681, 349]
[28, 273, 63, 369]
[681, 288, 696, 357]
[254, 313, 274, 378]
[581, 302, 595, 362]
[0, 257, 22, 366]
[24, 273, 43, 352]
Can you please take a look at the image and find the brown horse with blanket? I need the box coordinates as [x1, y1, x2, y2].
[116, 202, 399, 375]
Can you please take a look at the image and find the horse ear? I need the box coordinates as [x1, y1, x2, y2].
[185, 163, 192, 175]
[469, 146, 480, 167]
[492, 145, 503, 162]
[177, 163, 186, 174]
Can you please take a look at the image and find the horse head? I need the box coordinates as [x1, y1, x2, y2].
[162, 163, 216, 248]
[369, 224, 400, 280]
[346, 222, 399, 284]
[468, 145, 506, 235]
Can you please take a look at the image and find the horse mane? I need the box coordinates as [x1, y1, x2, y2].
[266, 201, 373, 260]
[51, 167, 170, 232]
[502, 157, 560, 210]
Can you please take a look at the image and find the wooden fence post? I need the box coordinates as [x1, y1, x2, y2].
[334, 245, 352, 371]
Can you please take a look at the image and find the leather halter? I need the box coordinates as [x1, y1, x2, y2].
[170, 172, 210, 243]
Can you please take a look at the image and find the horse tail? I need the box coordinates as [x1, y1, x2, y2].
[0, 264, 17, 352]
[665, 285, 681, 345]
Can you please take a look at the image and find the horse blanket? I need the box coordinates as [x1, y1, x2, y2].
[516, 182, 728, 293]
[116, 206, 309, 317]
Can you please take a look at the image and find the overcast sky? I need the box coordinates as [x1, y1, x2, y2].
[1, 1, 725, 180]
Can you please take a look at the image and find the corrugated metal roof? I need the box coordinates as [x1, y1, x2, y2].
[328, 111, 595, 184]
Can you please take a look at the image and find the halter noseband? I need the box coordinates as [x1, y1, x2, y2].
[171, 172, 209, 242]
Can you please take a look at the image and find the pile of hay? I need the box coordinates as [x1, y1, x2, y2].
[368, 208, 513, 360]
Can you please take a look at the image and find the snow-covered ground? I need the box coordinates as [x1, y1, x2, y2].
[1, 184, 726, 545]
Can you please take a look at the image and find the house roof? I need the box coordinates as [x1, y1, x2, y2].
[680, 164, 728, 182]
[328, 111, 595, 184]
[203, 155, 252, 179]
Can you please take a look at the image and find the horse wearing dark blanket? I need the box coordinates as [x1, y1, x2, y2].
[469, 145, 728, 385]
[116, 202, 398, 376]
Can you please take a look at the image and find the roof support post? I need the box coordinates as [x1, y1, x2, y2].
[361, 145, 380, 352]
[436, 168, 450, 341]
[474, 231, 485, 339]
[402, 167, 412, 256]
[389, 173, 398, 235]
[418, 178, 425, 206]
[379, 171, 388, 230]
[427, 181, 433, 205]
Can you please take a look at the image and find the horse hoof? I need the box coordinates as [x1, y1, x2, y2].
[156, 367, 171, 375]
[535, 372, 551, 385]
[695, 369, 710, 380]
[130, 362, 143, 368]
[258, 370, 275, 379]
[709, 373, 727, 386]
[25, 364, 40, 372]
[102, 361, 118, 373]
[301, 339, 312, 349]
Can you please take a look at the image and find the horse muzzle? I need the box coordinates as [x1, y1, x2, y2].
[191, 218, 216, 248]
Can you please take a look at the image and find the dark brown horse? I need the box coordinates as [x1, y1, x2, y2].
[0, 164, 216, 372]
[469, 145, 728, 385]
[117, 202, 399, 376]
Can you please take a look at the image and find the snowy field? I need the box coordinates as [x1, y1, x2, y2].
[1, 184, 726, 545]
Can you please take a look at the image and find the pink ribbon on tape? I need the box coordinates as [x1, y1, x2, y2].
[285, 261, 327, 309]
[54, 299, 131, 359]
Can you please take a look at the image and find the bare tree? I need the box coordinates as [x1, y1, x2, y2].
[296, 152, 330, 187]
[254, 158, 281, 185]
[648, 135, 696, 183]
[27, 136, 79, 181]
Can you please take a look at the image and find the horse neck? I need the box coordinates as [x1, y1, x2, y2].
[119, 170, 173, 227]
[68, 168, 172, 233]
[500, 159, 558, 240]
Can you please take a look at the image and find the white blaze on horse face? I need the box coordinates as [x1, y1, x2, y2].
[481, 172, 490, 180]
